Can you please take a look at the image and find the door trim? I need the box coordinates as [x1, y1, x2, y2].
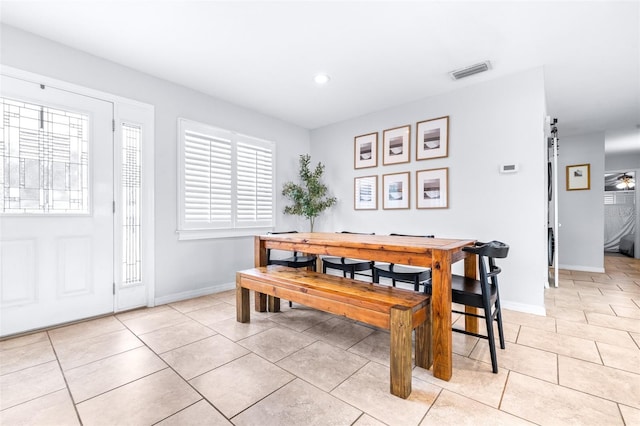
[1, 65, 156, 312]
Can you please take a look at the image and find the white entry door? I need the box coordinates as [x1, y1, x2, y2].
[0, 75, 114, 336]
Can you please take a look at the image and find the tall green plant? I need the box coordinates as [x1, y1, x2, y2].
[282, 154, 337, 232]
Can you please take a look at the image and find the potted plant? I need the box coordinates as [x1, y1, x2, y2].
[282, 154, 337, 232]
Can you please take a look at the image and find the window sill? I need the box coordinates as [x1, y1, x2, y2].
[177, 227, 274, 241]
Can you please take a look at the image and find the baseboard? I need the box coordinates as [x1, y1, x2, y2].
[501, 300, 546, 316]
[558, 264, 605, 273]
[154, 281, 235, 306]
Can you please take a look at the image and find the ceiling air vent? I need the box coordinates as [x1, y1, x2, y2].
[449, 61, 491, 80]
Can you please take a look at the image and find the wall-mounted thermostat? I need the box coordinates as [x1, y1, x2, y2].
[500, 164, 519, 174]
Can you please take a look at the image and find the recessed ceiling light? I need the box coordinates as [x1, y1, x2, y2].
[314, 74, 331, 84]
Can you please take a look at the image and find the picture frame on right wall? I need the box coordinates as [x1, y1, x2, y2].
[416, 116, 449, 160]
[416, 167, 448, 209]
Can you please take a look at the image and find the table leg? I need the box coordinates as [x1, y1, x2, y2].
[431, 249, 453, 381]
[254, 236, 267, 312]
[464, 253, 479, 334]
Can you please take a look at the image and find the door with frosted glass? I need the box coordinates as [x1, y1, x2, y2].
[0, 75, 114, 336]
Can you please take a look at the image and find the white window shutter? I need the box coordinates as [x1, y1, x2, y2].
[183, 130, 232, 227]
[178, 118, 275, 237]
[236, 139, 274, 227]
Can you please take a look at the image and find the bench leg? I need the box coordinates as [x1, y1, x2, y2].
[390, 305, 412, 399]
[237, 285, 250, 323]
[255, 291, 267, 312]
[415, 302, 433, 370]
[268, 296, 281, 312]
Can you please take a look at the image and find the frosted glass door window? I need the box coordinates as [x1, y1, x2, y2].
[1, 98, 89, 214]
[121, 123, 141, 285]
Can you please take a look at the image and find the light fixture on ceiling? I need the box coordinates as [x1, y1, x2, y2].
[615, 172, 636, 189]
[314, 73, 331, 85]
[449, 61, 492, 80]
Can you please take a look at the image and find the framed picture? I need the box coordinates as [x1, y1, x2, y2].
[383, 125, 410, 165]
[416, 168, 448, 209]
[354, 132, 378, 169]
[354, 175, 377, 210]
[382, 172, 410, 209]
[566, 163, 590, 191]
[416, 116, 449, 160]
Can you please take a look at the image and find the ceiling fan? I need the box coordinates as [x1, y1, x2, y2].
[616, 172, 636, 189]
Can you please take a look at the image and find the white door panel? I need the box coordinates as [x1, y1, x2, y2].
[1, 75, 114, 336]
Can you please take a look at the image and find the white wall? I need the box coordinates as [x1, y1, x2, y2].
[311, 68, 548, 314]
[557, 132, 605, 272]
[606, 152, 640, 171]
[1, 25, 309, 302]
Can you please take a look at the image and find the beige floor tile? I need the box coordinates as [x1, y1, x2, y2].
[115, 304, 173, 322]
[48, 316, 125, 345]
[277, 340, 368, 391]
[121, 308, 191, 335]
[501, 372, 623, 425]
[596, 341, 640, 373]
[0, 361, 66, 410]
[331, 362, 439, 426]
[0, 331, 48, 351]
[611, 304, 640, 319]
[452, 316, 520, 344]
[208, 315, 277, 342]
[348, 330, 391, 367]
[185, 303, 238, 326]
[619, 404, 640, 426]
[552, 298, 615, 315]
[0, 389, 79, 425]
[268, 307, 334, 332]
[353, 414, 387, 425]
[303, 317, 374, 349]
[54, 328, 143, 371]
[556, 319, 638, 349]
[544, 306, 587, 323]
[76, 369, 200, 426]
[558, 356, 640, 409]
[500, 309, 556, 332]
[470, 340, 558, 383]
[517, 325, 601, 363]
[138, 320, 216, 354]
[0, 339, 56, 375]
[233, 378, 361, 425]
[580, 293, 637, 307]
[161, 334, 249, 380]
[586, 311, 640, 333]
[156, 399, 231, 425]
[616, 282, 640, 293]
[169, 295, 226, 313]
[237, 326, 317, 362]
[421, 389, 533, 425]
[630, 331, 640, 348]
[65, 347, 167, 402]
[413, 354, 508, 408]
[451, 331, 480, 357]
[190, 353, 294, 418]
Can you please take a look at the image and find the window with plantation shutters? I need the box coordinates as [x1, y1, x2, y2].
[177, 119, 275, 239]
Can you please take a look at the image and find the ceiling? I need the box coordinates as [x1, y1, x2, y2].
[1, 1, 639, 151]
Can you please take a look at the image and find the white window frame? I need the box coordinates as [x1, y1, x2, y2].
[177, 118, 276, 240]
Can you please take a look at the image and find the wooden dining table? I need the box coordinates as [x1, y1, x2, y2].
[253, 232, 477, 381]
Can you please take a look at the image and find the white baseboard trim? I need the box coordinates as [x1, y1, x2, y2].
[558, 264, 605, 273]
[501, 300, 546, 316]
[154, 282, 235, 306]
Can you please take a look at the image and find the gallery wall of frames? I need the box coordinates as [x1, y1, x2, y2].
[353, 116, 450, 211]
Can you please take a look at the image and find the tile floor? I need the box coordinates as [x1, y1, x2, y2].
[1, 255, 639, 425]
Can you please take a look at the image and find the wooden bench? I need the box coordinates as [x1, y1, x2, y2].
[236, 265, 432, 399]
